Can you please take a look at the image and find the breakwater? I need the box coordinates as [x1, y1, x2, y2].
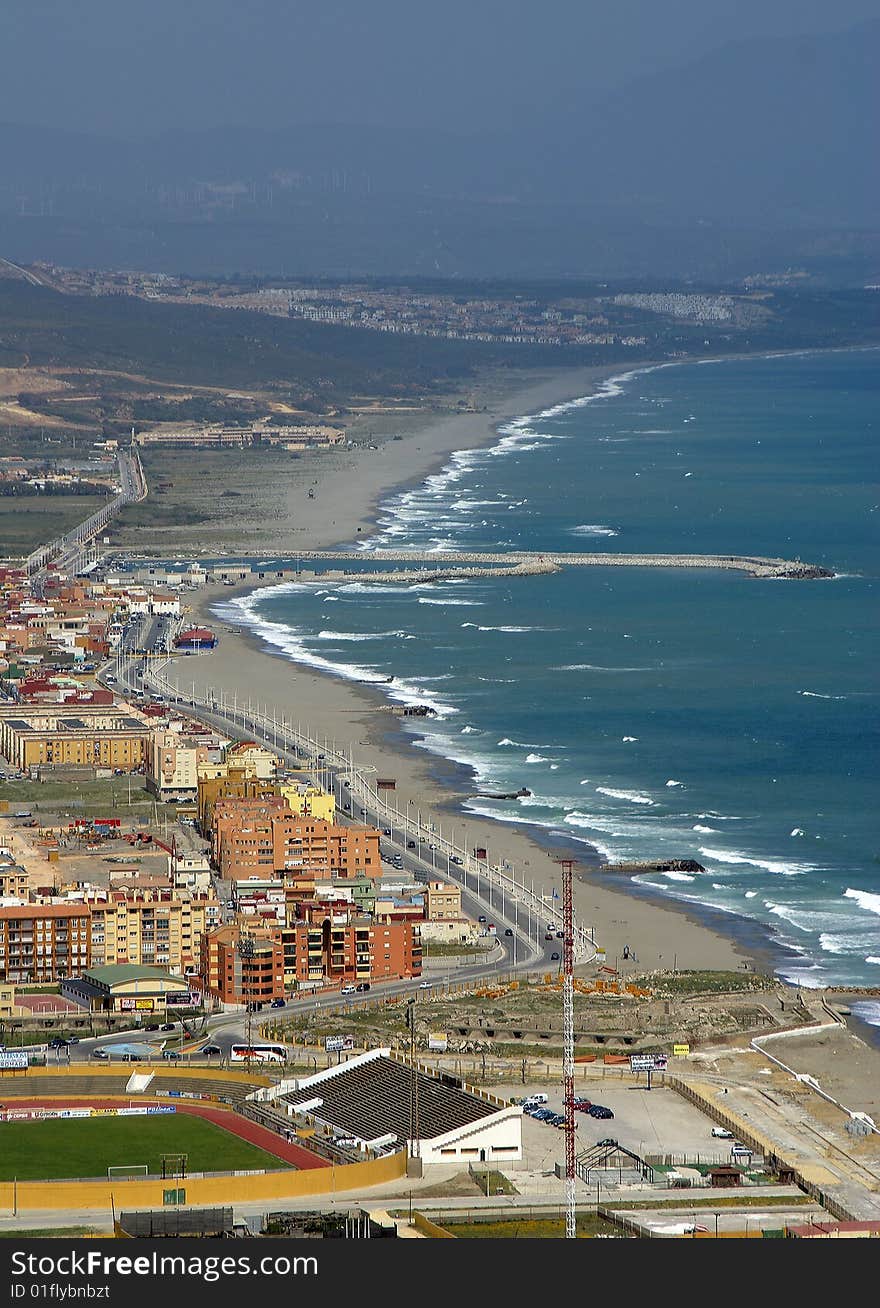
[123, 548, 834, 584]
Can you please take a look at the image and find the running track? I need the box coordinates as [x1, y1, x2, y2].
[5, 1098, 329, 1170]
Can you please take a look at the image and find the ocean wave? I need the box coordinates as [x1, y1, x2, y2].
[665, 780, 683, 787]
[744, 891, 758, 898]
[314, 630, 408, 641]
[699, 847, 817, 876]
[552, 663, 654, 673]
[865, 959, 880, 967]
[663, 870, 695, 882]
[799, 690, 846, 700]
[790, 828, 805, 837]
[692, 824, 719, 834]
[460, 726, 478, 734]
[525, 753, 552, 764]
[214, 590, 457, 719]
[850, 1001, 880, 1029]
[621, 736, 639, 742]
[765, 903, 816, 932]
[844, 888, 880, 917]
[417, 597, 483, 606]
[819, 933, 854, 956]
[464, 624, 550, 633]
[569, 524, 619, 537]
[596, 787, 655, 806]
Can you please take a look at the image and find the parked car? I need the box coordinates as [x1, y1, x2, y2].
[160, 1023, 175, 1031]
[162, 1050, 181, 1060]
[556, 930, 564, 939]
[573, 1098, 592, 1111]
[588, 1105, 614, 1119]
[550, 952, 560, 961]
[355, 982, 371, 992]
[143, 1023, 160, 1031]
[504, 928, 513, 936]
[597, 1138, 618, 1148]
[711, 1127, 734, 1139]
[478, 915, 487, 924]
[544, 933, 554, 941]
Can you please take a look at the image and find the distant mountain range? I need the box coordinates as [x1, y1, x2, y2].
[0, 21, 876, 279]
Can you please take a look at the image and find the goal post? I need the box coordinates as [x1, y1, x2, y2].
[107, 1164, 148, 1179]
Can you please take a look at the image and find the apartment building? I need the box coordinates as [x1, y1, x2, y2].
[281, 899, 421, 990]
[148, 727, 227, 799]
[425, 880, 462, 920]
[214, 801, 381, 886]
[196, 766, 279, 830]
[0, 865, 29, 899]
[0, 904, 91, 983]
[0, 704, 151, 771]
[199, 923, 285, 1005]
[85, 888, 219, 971]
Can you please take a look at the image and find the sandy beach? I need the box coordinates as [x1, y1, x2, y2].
[154, 359, 797, 978]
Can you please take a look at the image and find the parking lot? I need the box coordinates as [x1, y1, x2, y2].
[494, 1077, 745, 1174]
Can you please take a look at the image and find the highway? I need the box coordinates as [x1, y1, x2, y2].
[81, 617, 585, 1056]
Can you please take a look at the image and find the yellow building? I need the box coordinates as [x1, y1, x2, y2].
[0, 706, 151, 772]
[0, 982, 13, 1018]
[85, 888, 220, 972]
[278, 780, 335, 822]
[0, 866, 29, 899]
[425, 880, 462, 920]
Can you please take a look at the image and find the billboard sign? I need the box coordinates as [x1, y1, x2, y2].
[324, 1035, 354, 1053]
[630, 1053, 668, 1072]
[427, 1033, 448, 1052]
[0, 1051, 28, 1070]
[673, 1043, 691, 1057]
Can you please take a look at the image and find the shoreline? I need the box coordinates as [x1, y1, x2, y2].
[168, 354, 819, 982]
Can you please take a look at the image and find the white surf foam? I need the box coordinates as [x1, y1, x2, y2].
[552, 664, 653, 673]
[666, 780, 683, 787]
[699, 847, 817, 876]
[844, 888, 880, 917]
[569, 524, 619, 537]
[217, 589, 457, 719]
[596, 787, 655, 806]
[693, 825, 719, 834]
[417, 597, 483, 606]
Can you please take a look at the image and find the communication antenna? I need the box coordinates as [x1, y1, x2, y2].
[238, 934, 256, 1048]
[406, 998, 420, 1162]
[555, 857, 576, 1239]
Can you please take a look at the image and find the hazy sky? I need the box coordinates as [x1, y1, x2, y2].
[5, 0, 877, 138]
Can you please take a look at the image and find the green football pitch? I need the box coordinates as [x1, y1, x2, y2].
[0, 1115, 293, 1180]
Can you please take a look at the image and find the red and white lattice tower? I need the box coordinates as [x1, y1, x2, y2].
[556, 857, 576, 1239]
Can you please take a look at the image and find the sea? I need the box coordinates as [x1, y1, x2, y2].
[217, 348, 879, 1013]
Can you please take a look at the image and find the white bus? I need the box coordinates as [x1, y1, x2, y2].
[229, 1043, 287, 1064]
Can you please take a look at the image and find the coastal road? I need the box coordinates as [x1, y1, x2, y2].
[100, 636, 583, 1000]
